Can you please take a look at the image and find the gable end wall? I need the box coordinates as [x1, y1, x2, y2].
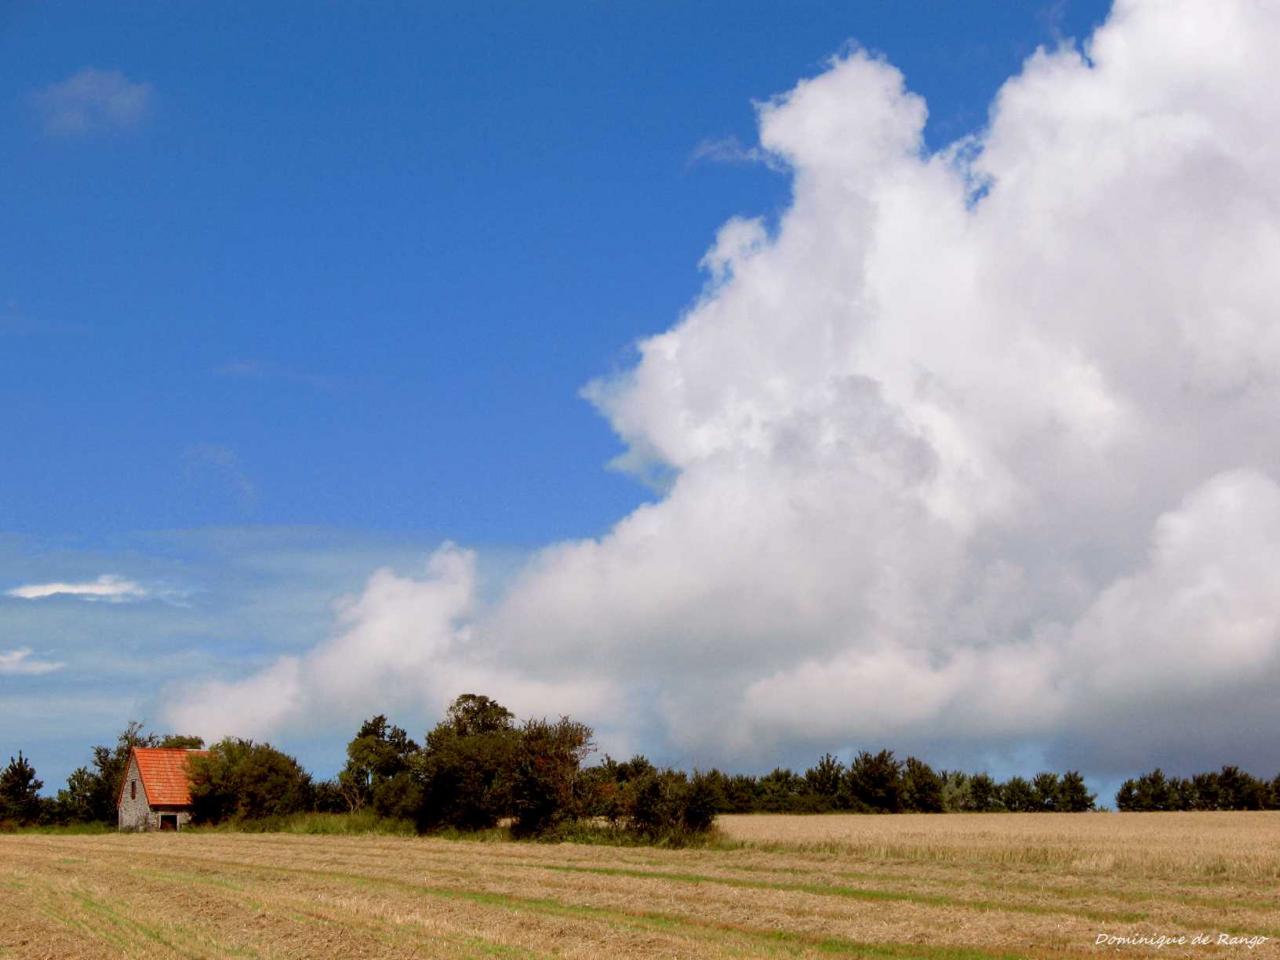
[118, 754, 151, 830]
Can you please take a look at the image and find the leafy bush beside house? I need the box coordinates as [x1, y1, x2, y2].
[187, 738, 313, 823]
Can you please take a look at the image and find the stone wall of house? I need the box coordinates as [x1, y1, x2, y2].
[154, 808, 194, 830]
[117, 754, 151, 830]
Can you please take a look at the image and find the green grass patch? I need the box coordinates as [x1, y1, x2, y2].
[12, 822, 113, 835]
[185, 810, 416, 836]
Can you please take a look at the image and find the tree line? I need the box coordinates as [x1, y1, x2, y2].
[1115, 767, 1280, 811]
[687, 752, 1097, 814]
[7, 693, 1280, 836]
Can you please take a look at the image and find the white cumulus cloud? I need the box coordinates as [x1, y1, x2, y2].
[164, 546, 615, 744]
[166, 0, 1280, 775]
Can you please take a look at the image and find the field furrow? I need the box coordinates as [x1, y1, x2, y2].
[2, 813, 1277, 959]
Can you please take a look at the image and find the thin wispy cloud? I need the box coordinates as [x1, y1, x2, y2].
[6, 574, 148, 603]
[214, 359, 333, 390]
[687, 135, 783, 171]
[184, 443, 257, 511]
[0, 648, 65, 676]
[0, 306, 87, 337]
[31, 67, 152, 136]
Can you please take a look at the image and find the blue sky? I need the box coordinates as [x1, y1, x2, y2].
[2, 2, 1108, 544]
[21, 0, 1261, 799]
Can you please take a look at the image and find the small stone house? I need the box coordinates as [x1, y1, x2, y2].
[117, 747, 208, 831]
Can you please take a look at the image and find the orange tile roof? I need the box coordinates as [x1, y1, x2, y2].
[126, 747, 208, 807]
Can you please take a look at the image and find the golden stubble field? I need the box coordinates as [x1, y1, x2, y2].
[2, 812, 1278, 960]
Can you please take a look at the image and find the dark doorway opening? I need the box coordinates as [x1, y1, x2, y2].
[159, 814, 178, 831]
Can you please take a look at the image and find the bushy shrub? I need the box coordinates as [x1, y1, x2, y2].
[372, 771, 424, 820]
[594, 765, 722, 843]
[681, 771, 721, 833]
[311, 778, 348, 813]
[188, 738, 313, 823]
[510, 717, 594, 837]
[412, 723, 517, 831]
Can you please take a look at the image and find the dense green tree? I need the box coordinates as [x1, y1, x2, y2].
[1170, 776, 1197, 811]
[581, 755, 661, 821]
[1190, 771, 1221, 810]
[937, 771, 968, 812]
[158, 735, 206, 749]
[616, 767, 721, 839]
[1217, 765, 1269, 810]
[580, 759, 722, 838]
[845, 750, 903, 812]
[682, 771, 721, 832]
[757, 767, 813, 812]
[1031, 772, 1061, 812]
[722, 773, 762, 813]
[1000, 776, 1036, 812]
[413, 709, 594, 838]
[413, 696, 520, 830]
[445, 694, 516, 737]
[187, 738, 313, 823]
[372, 772, 424, 820]
[339, 715, 419, 812]
[510, 716, 594, 836]
[1057, 771, 1096, 812]
[0, 753, 44, 824]
[80, 721, 159, 823]
[804, 753, 845, 807]
[575, 761, 615, 821]
[1115, 778, 1138, 811]
[695, 769, 760, 813]
[1117, 768, 1187, 811]
[1135, 769, 1177, 811]
[311, 778, 347, 813]
[967, 772, 1003, 812]
[901, 757, 944, 812]
[627, 770, 685, 837]
[52, 766, 100, 824]
[614, 755, 658, 781]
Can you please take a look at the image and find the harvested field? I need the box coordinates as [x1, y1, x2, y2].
[2, 813, 1278, 959]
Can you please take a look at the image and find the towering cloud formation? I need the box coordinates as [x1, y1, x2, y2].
[168, 0, 1280, 774]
